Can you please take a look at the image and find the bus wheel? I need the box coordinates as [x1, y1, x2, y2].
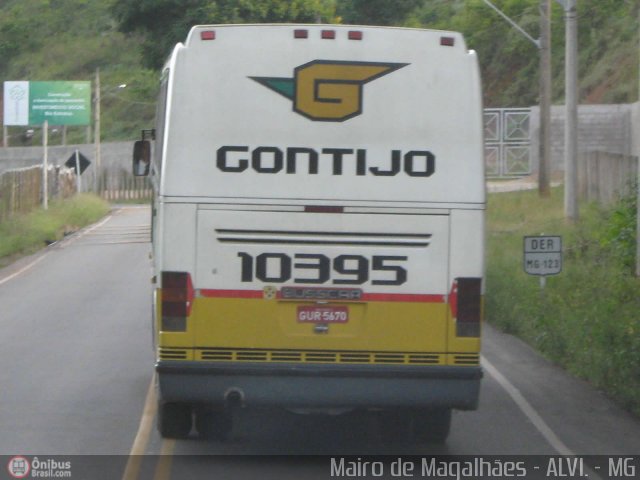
[195, 408, 232, 441]
[412, 408, 452, 444]
[157, 401, 192, 439]
[377, 410, 413, 444]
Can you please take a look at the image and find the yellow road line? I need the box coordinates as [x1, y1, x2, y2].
[153, 440, 176, 480]
[122, 375, 158, 480]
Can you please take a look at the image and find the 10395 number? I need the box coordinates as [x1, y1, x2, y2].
[237, 252, 407, 285]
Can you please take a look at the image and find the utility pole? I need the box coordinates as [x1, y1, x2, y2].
[481, 0, 550, 198]
[94, 67, 101, 193]
[563, 0, 578, 221]
[538, 0, 552, 198]
[637, 4, 640, 277]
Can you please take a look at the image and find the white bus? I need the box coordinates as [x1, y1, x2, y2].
[134, 24, 485, 444]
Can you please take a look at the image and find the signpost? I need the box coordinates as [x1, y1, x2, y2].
[65, 150, 91, 193]
[524, 235, 562, 288]
[3, 81, 92, 208]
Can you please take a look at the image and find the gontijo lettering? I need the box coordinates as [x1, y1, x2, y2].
[217, 146, 435, 177]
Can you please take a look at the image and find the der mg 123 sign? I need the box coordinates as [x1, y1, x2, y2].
[524, 236, 562, 276]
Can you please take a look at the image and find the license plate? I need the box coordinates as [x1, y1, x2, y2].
[297, 306, 349, 323]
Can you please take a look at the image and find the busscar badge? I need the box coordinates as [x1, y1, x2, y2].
[263, 285, 277, 300]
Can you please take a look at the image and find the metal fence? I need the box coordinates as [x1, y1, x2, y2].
[94, 168, 153, 202]
[0, 163, 151, 223]
[2, 136, 637, 218]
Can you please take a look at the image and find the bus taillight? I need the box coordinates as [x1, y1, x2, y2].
[454, 277, 482, 337]
[161, 272, 194, 332]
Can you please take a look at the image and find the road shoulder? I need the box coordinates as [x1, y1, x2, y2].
[483, 321, 640, 454]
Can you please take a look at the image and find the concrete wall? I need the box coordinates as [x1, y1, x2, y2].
[530, 103, 637, 173]
[3, 102, 640, 177]
[631, 102, 640, 159]
[0, 141, 133, 176]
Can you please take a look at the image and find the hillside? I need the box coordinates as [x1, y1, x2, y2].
[0, 0, 157, 144]
[401, 0, 640, 107]
[0, 0, 638, 142]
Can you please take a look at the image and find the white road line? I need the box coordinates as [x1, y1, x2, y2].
[481, 356, 574, 456]
[0, 214, 114, 287]
[66, 214, 113, 243]
[0, 254, 50, 287]
[483, 357, 604, 480]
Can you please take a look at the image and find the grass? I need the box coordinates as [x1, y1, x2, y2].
[0, 194, 110, 267]
[486, 187, 640, 415]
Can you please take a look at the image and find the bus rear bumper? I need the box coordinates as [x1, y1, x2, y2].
[156, 361, 482, 410]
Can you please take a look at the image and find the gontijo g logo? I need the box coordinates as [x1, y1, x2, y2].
[250, 60, 408, 122]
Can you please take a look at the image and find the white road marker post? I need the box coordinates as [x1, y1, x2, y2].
[75, 149, 82, 193]
[42, 120, 49, 210]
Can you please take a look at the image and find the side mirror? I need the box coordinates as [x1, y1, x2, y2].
[133, 140, 151, 177]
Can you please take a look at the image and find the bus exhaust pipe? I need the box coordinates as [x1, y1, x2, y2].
[224, 388, 245, 408]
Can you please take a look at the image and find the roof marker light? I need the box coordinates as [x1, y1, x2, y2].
[348, 31, 363, 40]
[294, 29, 308, 39]
[321, 30, 336, 39]
[440, 36, 455, 47]
[201, 30, 216, 41]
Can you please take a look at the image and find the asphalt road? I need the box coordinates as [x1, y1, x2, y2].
[1, 206, 639, 480]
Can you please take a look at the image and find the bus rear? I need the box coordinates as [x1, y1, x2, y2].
[136, 24, 485, 443]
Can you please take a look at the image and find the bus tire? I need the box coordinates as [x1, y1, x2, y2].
[157, 401, 192, 439]
[412, 408, 452, 444]
[195, 409, 232, 441]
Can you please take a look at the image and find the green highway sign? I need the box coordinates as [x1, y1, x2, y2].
[4, 81, 91, 126]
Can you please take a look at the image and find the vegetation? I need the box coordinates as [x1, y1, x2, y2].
[486, 187, 640, 415]
[111, 0, 640, 106]
[0, 0, 638, 144]
[0, 194, 110, 266]
[402, 0, 640, 106]
[112, 0, 337, 70]
[0, 0, 157, 144]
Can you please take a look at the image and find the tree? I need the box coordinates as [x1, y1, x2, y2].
[112, 0, 337, 69]
[336, 0, 423, 26]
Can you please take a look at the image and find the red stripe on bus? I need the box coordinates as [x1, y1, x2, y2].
[200, 289, 445, 303]
[200, 289, 264, 299]
[362, 293, 445, 303]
